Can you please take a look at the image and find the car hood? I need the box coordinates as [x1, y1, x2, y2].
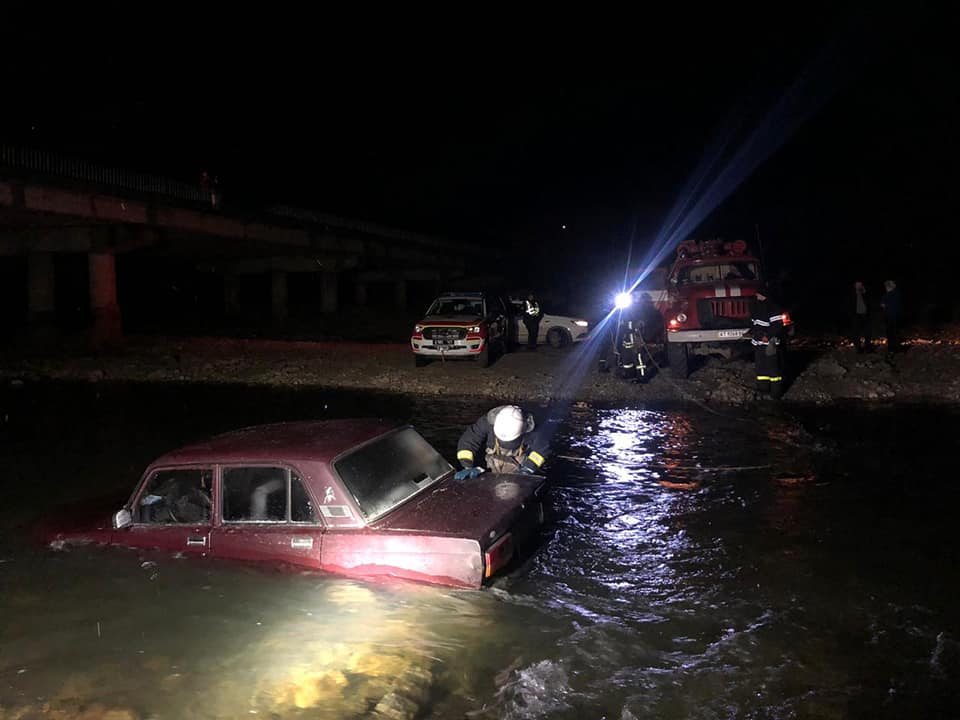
[370, 473, 544, 548]
[32, 495, 121, 547]
[420, 315, 483, 324]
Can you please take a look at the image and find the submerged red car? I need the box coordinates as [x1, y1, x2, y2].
[37, 420, 547, 589]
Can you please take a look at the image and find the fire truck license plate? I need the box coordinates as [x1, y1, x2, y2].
[719, 330, 744, 338]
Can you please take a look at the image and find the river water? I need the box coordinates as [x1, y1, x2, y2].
[0, 382, 958, 719]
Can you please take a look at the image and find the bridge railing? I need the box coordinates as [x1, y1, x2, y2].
[0, 145, 486, 254]
[0, 145, 211, 205]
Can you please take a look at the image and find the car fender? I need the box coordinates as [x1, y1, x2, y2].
[320, 531, 484, 588]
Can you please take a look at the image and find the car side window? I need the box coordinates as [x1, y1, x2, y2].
[222, 466, 318, 523]
[137, 468, 213, 525]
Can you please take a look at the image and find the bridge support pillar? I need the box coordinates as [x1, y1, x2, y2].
[321, 271, 338, 314]
[88, 252, 123, 349]
[394, 279, 407, 309]
[224, 273, 241, 318]
[271, 270, 288, 324]
[28, 252, 57, 338]
[354, 282, 367, 307]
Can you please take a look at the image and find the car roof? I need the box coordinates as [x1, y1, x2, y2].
[150, 419, 399, 467]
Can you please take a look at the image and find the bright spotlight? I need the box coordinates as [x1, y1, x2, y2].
[614, 292, 633, 310]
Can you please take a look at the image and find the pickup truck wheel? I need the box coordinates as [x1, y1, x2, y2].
[547, 328, 568, 348]
[476, 344, 491, 368]
[414, 355, 429, 368]
[667, 342, 690, 378]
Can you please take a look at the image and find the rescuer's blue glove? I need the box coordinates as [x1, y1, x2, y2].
[454, 467, 483, 481]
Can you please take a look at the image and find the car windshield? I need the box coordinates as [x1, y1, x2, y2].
[426, 298, 483, 316]
[677, 262, 759, 285]
[333, 427, 452, 521]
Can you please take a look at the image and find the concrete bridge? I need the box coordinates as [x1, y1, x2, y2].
[0, 146, 490, 346]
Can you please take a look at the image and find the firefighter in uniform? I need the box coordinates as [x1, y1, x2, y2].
[454, 405, 548, 479]
[750, 285, 790, 398]
[523, 293, 543, 350]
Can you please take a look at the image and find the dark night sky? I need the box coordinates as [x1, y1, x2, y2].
[3, 3, 957, 316]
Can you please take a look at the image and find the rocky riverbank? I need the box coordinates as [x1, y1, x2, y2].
[3, 334, 960, 406]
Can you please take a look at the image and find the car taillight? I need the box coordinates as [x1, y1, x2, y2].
[782, 311, 792, 326]
[484, 533, 514, 578]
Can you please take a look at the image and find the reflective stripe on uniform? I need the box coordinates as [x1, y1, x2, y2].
[752, 319, 771, 326]
[457, 449, 474, 461]
[769, 314, 785, 322]
[769, 376, 783, 382]
[757, 375, 771, 381]
[528, 451, 545, 467]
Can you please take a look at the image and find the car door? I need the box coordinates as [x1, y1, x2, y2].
[511, 300, 527, 343]
[120, 466, 214, 556]
[495, 297, 509, 342]
[486, 296, 506, 345]
[212, 464, 323, 569]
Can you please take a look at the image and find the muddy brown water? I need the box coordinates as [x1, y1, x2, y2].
[0, 382, 958, 719]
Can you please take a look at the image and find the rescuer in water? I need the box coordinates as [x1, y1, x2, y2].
[454, 405, 549, 479]
[750, 285, 790, 398]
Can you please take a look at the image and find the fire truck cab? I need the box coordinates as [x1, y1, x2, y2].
[640, 238, 764, 377]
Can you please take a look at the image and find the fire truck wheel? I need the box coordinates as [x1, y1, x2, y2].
[667, 342, 690, 378]
[476, 344, 491, 368]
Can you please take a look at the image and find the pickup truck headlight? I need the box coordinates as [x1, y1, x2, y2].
[468, 325, 481, 333]
[676, 313, 688, 323]
[414, 325, 424, 333]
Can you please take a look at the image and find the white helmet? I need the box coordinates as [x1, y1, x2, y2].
[493, 405, 527, 443]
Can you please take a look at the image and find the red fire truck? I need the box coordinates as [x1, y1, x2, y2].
[630, 239, 766, 377]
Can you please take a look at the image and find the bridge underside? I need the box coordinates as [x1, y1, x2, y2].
[0, 179, 483, 346]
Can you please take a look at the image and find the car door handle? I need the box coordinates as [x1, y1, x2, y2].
[186, 536, 207, 547]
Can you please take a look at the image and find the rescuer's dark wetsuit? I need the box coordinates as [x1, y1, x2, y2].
[456, 406, 550, 474]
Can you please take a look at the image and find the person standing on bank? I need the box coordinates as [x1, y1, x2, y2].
[881, 280, 903, 353]
[750, 285, 791, 398]
[523, 293, 543, 350]
[851, 280, 873, 353]
[454, 405, 549, 479]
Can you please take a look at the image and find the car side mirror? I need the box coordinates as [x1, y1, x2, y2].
[113, 508, 132, 529]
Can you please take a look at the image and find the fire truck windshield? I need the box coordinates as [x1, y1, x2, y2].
[676, 262, 759, 285]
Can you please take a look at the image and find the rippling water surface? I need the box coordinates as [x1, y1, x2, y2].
[1, 382, 958, 719]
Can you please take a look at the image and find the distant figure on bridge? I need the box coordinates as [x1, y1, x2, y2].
[200, 171, 219, 209]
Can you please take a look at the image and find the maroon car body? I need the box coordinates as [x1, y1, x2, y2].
[36, 420, 547, 589]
